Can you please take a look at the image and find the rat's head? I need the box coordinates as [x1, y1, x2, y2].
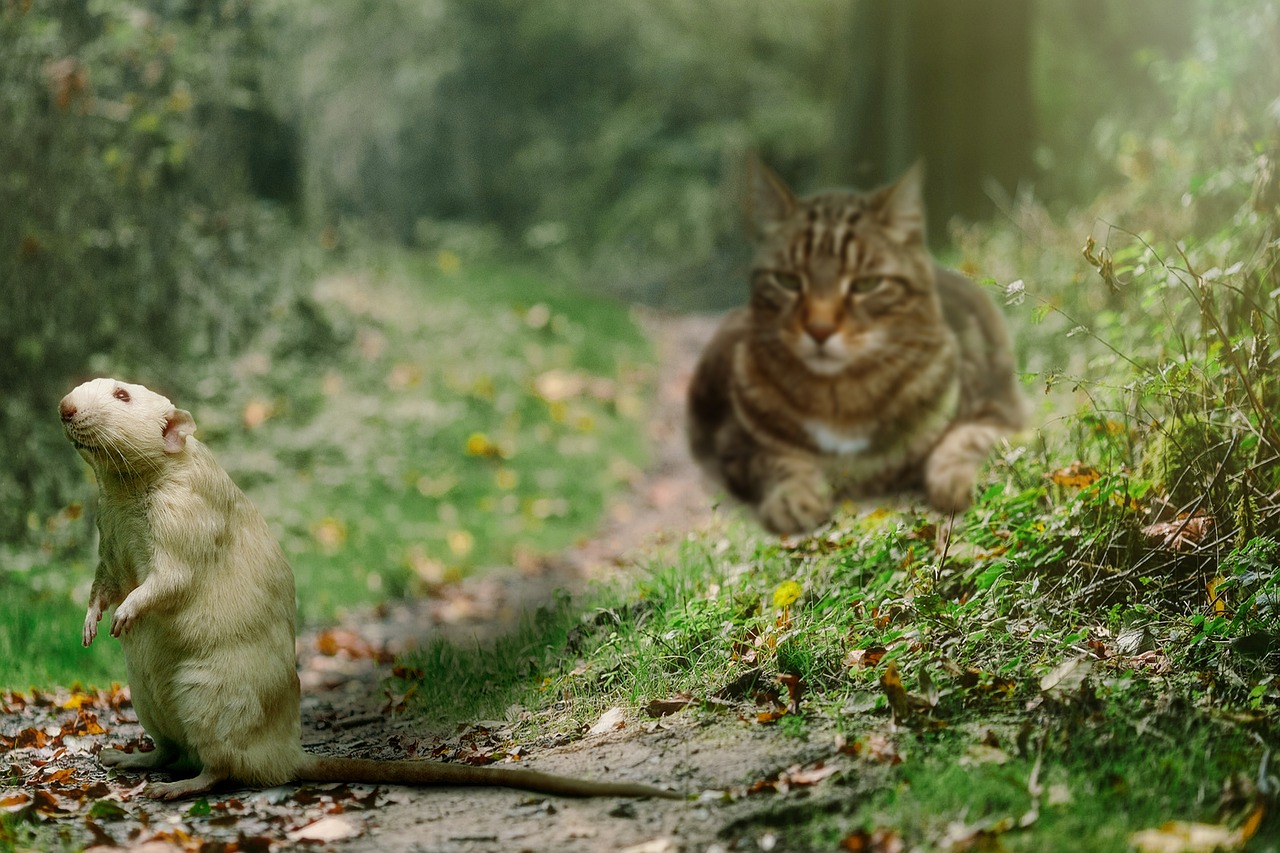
[59, 378, 197, 478]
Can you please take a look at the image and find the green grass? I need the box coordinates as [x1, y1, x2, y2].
[0, 248, 652, 689]
[0, 590, 122, 690]
[393, 491, 1276, 848]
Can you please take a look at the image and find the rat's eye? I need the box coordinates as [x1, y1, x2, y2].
[113, 387, 131, 403]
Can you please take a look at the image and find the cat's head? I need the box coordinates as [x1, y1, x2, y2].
[745, 160, 941, 375]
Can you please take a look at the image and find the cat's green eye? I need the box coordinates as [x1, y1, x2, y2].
[768, 271, 804, 292]
[849, 276, 884, 294]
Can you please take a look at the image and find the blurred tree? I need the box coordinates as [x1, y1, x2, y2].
[0, 0, 299, 544]
[827, 0, 1036, 237]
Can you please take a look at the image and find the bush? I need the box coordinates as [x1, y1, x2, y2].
[0, 0, 296, 544]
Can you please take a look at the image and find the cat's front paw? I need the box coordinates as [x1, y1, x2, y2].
[758, 476, 833, 535]
[924, 459, 977, 515]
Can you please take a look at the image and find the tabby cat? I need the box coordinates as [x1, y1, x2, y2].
[687, 160, 1025, 534]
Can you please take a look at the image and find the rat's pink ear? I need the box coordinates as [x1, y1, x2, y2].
[162, 408, 197, 454]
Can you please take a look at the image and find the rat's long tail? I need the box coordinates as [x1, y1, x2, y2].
[297, 754, 681, 799]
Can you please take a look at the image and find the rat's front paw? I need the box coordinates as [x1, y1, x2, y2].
[83, 603, 102, 647]
[110, 597, 141, 637]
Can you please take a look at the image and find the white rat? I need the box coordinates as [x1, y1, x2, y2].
[60, 378, 676, 801]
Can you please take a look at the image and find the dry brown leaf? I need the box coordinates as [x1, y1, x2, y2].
[840, 828, 905, 853]
[778, 673, 804, 714]
[644, 694, 695, 718]
[1049, 462, 1102, 488]
[784, 762, 840, 786]
[1039, 655, 1093, 696]
[314, 628, 388, 661]
[587, 707, 626, 735]
[1142, 514, 1215, 551]
[880, 661, 910, 725]
[844, 646, 887, 669]
[864, 733, 903, 765]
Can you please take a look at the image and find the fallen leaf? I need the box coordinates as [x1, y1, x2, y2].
[0, 792, 32, 814]
[315, 628, 387, 661]
[863, 733, 903, 765]
[1142, 514, 1214, 552]
[645, 694, 695, 718]
[588, 707, 626, 735]
[880, 661, 910, 725]
[1049, 462, 1102, 488]
[286, 816, 360, 843]
[1039, 656, 1093, 697]
[618, 839, 679, 853]
[784, 762, 839, 786]
[844, 646, 887, 669]
[840, 828, 905, 852]
[756, 707, 788, 725]
[1130, 820, 1247, 853]
[778, 673, 804, 714]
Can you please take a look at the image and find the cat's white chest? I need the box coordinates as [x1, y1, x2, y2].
[805, 421, 870, 456]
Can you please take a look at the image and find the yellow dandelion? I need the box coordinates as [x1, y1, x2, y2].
[773, 580, 803, 609]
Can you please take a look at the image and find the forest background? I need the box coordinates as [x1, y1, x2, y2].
[6, 0, 1275, 560]
[4, 1, 1280, 849]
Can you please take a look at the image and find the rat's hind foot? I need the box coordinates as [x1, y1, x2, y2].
[144, 770, 225, 800]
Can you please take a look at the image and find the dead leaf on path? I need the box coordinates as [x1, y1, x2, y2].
[785, 762, 840, 786]
[286, 816, 360, 843]
[588, 707, 626, 735]
[1141, 514, 1214, 551]
[1130, 819, 1250, 853]
[315, 628, 390, 662]
[619, 838, 679, 853]
[840, 827, 905, 853]
[838, 732, 902, 765]
[746, 761, 839, 795]
[645, 693, 695, 718]
[778, 673, 804, 714]
[1039, 655, 1093, 697]
[756, 707, 788, 725]
[0, 792, 32, 814]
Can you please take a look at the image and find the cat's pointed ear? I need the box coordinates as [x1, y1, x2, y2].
[874, 161, 927, 245]
[746, 155, 797, 234]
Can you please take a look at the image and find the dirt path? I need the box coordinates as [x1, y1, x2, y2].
[292, 311, 760, 852]
[5, 312, 859, 852]
[289, 310, 863, 853]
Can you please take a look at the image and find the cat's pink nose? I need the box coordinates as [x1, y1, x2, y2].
[805, 322, 837, 344]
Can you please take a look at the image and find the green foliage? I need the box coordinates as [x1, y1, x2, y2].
[266, 0, 844, 306]
[0, 249, 651, 687]
[1, 0, 299, 545]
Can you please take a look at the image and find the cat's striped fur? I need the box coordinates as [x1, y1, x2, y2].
[687, 160, 1024, 534]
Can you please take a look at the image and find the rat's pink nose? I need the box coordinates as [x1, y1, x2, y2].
[59, 398, 77, 422]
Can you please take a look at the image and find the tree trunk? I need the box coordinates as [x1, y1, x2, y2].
[829, 0, 1036, 239]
